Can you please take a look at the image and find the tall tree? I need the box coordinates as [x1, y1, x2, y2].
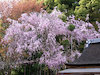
[75, 0, 100, 22]
[44, 0, 79, 15]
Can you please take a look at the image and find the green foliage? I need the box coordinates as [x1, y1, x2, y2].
[68, 24, 75, 31]
[10, 64, 55, 75]
[75, 6, 88, 20]
[92, 22, 99, 31]
[74, 0, 100, 22]
[61, 40, 69, 49]
[61, 40, 69, 46]
[59, 13, 67, 22]
[54, 0, 79, 9]
[44, 0, 79, 15]
[33, 51, 43, 60]
[56, 35, 64, 43]
[57, 4, 67, 12]
[43, 0, 55, 13]
[77, 41, 86, 52]
[23, 51, 43, 61]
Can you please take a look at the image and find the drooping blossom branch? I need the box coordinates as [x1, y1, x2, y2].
[2, 8, 100, 69]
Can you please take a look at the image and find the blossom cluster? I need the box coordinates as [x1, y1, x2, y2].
[66, 15, 100, 41]
[3, 9, 67, 68]
[2, 8, 100, 69]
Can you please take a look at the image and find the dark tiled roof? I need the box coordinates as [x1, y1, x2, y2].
[66, 43, 100, 66]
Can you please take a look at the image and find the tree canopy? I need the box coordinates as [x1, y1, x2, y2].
[75, 0, 100, 22]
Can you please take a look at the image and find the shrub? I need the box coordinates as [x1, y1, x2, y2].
[68, 24, 75, 31]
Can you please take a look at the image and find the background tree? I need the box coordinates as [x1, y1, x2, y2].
[0, 0, 44, 20]
[44, 0, 79, 16]
[74, 0, 100, 30]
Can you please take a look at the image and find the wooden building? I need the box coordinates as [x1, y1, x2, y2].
[58, 38, 100, 75]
